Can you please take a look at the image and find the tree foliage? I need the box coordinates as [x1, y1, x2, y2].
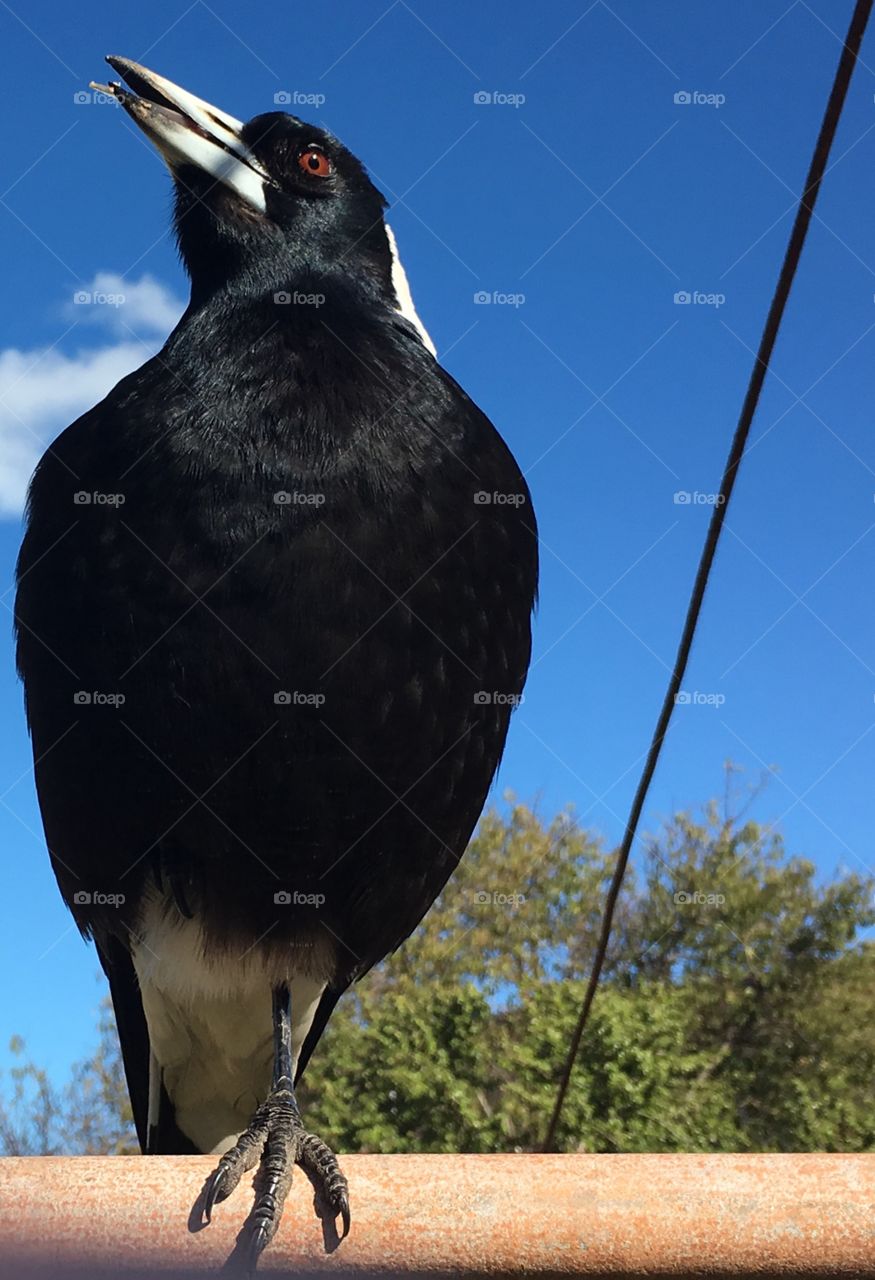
[0, 1002, 136, 1155]
[3, 783, 873, 1155]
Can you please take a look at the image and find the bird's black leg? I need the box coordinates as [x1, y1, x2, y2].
[203, 984, 349, 1269]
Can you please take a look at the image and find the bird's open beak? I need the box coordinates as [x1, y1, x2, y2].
[91, 56, 271, 212]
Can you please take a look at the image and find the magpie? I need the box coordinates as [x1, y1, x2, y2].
[15, 57, 538, 1266]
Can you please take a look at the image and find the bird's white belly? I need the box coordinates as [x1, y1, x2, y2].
[131, 891, 328, 1154]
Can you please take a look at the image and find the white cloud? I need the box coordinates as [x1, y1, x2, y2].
[67, 271, 185, 336]
[0, 274, 185, 518]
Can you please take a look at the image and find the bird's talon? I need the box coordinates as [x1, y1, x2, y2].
[203, 1166, 227, 1224]
[246, 1222, 270, 1275]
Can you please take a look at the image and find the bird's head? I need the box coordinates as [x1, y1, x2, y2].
[94, 57, 430, 337]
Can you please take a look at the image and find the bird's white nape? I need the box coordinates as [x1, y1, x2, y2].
[385, 223, 437, 357]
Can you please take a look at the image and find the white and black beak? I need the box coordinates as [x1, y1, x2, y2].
[92, 56, 272, 213]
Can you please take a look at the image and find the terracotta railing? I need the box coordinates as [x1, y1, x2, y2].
[1, 1153, 873, 1276]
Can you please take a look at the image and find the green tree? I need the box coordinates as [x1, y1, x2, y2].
[0, 1036, 61, 1155]
[0, 1001, 137, 1156]
[300, 792, 875, 1154]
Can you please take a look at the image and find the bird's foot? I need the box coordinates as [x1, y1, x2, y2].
[203, 1082, 349, 1271]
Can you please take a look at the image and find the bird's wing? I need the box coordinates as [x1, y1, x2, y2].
[96, 936, 149, 1149]
[294, 983, 346, 1083]
[97, 934, 197, 1154]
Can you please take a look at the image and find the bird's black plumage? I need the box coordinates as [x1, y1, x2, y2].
[15, 57, 537, 1256]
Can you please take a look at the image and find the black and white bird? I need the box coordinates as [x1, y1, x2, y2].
[15, 57, 537, 1265]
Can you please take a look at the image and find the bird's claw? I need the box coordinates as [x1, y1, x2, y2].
[246, 1222, 270, 1275]
[200, 1088, 348, 1270]
[298, 1129, 350, 1238]
[338, 1192, 351, 1239]
[203, 1165, 227, 1224]
[322, 1174, 351, 1237]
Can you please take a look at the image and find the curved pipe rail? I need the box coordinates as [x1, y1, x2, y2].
[1, 1153, 873, 1276]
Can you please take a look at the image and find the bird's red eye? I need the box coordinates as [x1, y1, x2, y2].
[298, 148, 332, 178]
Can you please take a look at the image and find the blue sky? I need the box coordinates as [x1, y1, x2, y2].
[1, 0, 874, 1080]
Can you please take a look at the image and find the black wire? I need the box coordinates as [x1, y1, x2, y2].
[542, 0, 874, 1153]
